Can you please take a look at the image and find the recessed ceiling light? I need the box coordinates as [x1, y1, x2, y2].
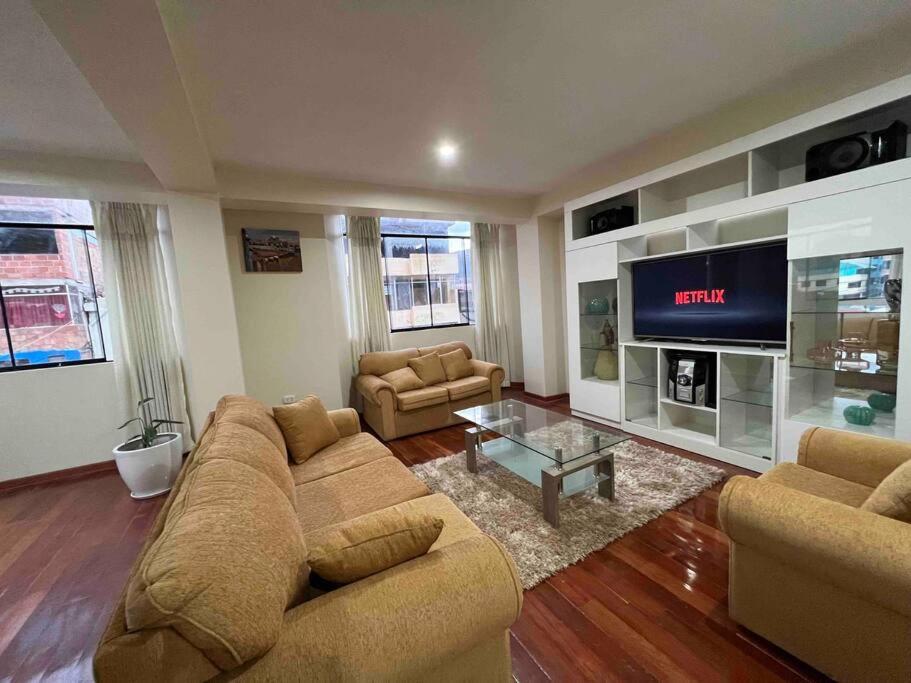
[436, 140, 458, 165]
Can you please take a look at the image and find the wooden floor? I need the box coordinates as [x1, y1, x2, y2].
[0, 390, 829, 682]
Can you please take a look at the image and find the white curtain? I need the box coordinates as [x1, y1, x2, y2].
[471, 222, 511, 385]
[92, 201, 191, 444]
[347, 216, 391, 369]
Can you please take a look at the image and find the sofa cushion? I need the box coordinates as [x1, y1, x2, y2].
[440, 348, 474, 381]
[359, 347, 419, 376]
[214, 394, 287, 459]
[417, 341, 473, 360]
[274, 395, 340, 464]
[364, 493, 484, 552]
[861, 459, 911, 522]
[759, 462, 874, 508]
[307, 508, 444, 584]
[295, 456, 430, 534]
[381, 367, 425, 393]
[407, 352, 446, 386]
[290, 432, 392, 485]
[193, 421, 295, 505]
[439, 375, 490, 401]
[396, 386, 449, 412]
[125, 459, 308, 671]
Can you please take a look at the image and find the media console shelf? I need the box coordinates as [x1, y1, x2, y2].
[565, 76, 911, 472]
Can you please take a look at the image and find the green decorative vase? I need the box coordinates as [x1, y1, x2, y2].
[587, 297, 611, 315]
[843, 405, 876, 426]
[867, 392, 896, 413]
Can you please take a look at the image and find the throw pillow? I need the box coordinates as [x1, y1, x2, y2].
[381, 367, 425, 393]
[307, 508, 444, 584]
[439, 348, 473, 381]
[861, 459, 911, 523]
[273, 395, 340, 464]
[407, 352, 446, 386]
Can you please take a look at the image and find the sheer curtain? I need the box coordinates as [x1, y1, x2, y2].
[471, 222, 511, 385]
[92, 201, 191, 443]
[347, 216, 391, 368]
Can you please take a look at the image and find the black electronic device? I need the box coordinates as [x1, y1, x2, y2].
[805, 120, 907, 182]
[666, 352, 715, 408]
[631, 241, 788, 344]
[589, 205, 635, 235]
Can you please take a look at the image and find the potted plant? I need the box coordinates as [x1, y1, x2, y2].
[113, 397, 184, 499]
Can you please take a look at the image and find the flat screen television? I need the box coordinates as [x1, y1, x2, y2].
[632, 241, 788, 344]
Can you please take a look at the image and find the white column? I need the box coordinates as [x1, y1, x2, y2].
[165, 193, 245, 431]
[516, 216, 567, 398]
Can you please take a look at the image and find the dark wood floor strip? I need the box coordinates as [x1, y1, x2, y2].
[0, 389, 828, 681]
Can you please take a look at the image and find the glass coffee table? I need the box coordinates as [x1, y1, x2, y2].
[454, 399, 630, 527]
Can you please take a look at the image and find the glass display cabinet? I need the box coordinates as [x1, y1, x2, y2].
[720, 354, 775, 460]
[578, 279, 618, 384]
[788, 250, 902, 438]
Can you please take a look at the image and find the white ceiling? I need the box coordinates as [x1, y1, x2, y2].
[6, 1, 911, 196]
[0, 0, 140, 162]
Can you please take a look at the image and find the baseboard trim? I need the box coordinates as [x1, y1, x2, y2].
[524, 391, 570, 403]
[0, 459, 117, 494]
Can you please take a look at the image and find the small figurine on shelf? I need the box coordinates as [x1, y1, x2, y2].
[594, 319, 618, 380]
[599, 318, 616, 350]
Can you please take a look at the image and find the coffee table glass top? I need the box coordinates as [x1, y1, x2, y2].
[455, 399, 629, 465]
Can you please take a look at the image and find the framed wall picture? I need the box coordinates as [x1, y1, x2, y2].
[242, 228, 302, 272]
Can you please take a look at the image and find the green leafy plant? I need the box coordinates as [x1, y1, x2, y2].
[118, 397, 183, 449]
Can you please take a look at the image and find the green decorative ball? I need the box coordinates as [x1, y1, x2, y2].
[843, 405, 876, 426]
[867, 392, 896, 413]
[587, 297, 611, 315]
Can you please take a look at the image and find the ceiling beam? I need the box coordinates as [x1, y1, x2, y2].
[31, 0, 216, 193]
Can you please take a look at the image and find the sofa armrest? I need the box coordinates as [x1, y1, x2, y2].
[328, 408, 360, 438]
[235, 535, 522, 681]
[470, 359, 505, 385]
[797, 426, 911, 488]
[355, 374, 395, 406]
[719, 475, 911, 618]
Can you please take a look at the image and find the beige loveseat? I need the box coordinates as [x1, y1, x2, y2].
[95, 395, 523, 682]
[719, 427, 911, 682]
[355, 341, 505, 441]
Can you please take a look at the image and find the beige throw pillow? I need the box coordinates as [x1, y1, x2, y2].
[407, 352, 446, 386]
[439, 348, 473, 381]
[307, 508, 444, 584]
[861, 459, 911, 523]
[273, 395, 340, 464]
[381, 367, 425, 393]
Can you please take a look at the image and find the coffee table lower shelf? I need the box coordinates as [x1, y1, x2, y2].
[464, 427, 615, 528]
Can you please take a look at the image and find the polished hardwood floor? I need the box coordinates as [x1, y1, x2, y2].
[0, 390, 829, 682]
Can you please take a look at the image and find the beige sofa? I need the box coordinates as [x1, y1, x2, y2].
[95, 394, 523, 682]
[719, 427, 911, 682]
[355, 341, 505, 441]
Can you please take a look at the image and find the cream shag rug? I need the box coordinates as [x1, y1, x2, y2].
[410, 440, 724, 589]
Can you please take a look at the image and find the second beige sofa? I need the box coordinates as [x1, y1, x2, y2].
[355, 341, 505, 441]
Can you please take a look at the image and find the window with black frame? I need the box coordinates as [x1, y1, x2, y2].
[0, 196, 108, 371]
[379, 217, 473, 331]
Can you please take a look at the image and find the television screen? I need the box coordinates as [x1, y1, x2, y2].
[632, 241, 788, 344]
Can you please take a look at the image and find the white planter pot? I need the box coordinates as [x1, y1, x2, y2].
[113, 432, 184, 500]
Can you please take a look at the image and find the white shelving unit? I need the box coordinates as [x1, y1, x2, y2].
[564, 76, 911, 472]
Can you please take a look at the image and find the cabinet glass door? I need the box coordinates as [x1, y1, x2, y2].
[578, 279, 618, 384]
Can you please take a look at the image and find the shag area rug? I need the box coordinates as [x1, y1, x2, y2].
[411, 440, 724, 588]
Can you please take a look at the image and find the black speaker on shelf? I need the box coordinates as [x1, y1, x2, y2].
[805, 120, 907, 182]
[666, 351, 716, 408]
[589, 205, 635, 236]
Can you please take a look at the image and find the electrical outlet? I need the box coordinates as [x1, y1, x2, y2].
[282, 394, 296, 405]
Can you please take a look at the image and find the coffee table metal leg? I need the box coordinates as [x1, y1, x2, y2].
[597, 456, 615, 501]
[541, 468, 561, 528]
[465, 427, 481, 474]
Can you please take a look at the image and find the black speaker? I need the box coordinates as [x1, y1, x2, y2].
[805, 120, 907, 182]
[589, 205, 635, 235]
[666, 351, 716, 408]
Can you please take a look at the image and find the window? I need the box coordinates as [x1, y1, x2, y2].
[379, 218, 473, 331]
[837, 253, 902, 305]
[0, 196, 107, 371]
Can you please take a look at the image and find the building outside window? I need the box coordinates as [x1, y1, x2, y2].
[0, 196, 108, 370]
[379, 217, 473, 331]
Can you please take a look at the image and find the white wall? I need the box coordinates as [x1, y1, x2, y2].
[167, 194, 246, 429]
[0, 362, 129, 481]
[223, 209, 348, 409]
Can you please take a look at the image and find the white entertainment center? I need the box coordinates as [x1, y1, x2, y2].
[564, 77, 911, 473]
